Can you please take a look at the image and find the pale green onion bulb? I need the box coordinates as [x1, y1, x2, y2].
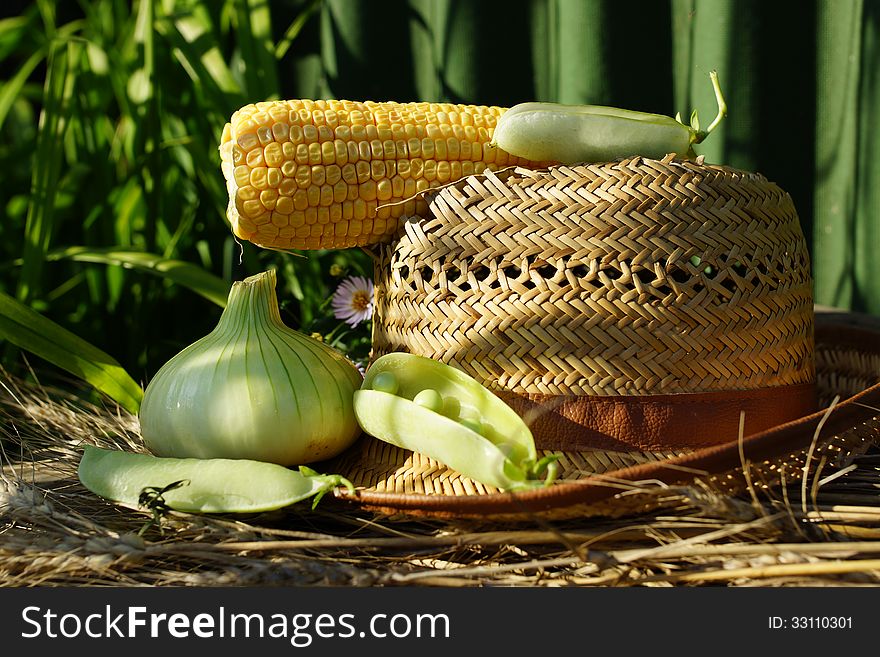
[139, 269, 363, 466]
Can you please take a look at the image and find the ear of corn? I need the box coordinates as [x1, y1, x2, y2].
[219, 100, 538, 251]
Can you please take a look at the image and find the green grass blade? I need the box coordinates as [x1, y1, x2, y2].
[47, 246, 230, 307]
[0, 290, 144, 414]
[0, 47, 46, 132]
[0, 14, 33, 62]
[17, 40, 78, 304]
[35, 0, 56, 41]
[275, 0, 322, 59]
[235, 0, 279, 99]
[157, 12, 242, 104]
[132, 0, 160, 254]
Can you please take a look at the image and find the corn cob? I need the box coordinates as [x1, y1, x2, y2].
[219, 99, 538, 251]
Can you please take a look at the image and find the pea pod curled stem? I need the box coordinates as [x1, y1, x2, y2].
[693, 70, 727, 143]
[491, 70, 727, 164]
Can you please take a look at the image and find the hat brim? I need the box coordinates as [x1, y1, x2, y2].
[329, 308, 880, 520]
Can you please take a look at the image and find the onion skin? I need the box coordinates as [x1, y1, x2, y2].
[139, 270, 363, 466]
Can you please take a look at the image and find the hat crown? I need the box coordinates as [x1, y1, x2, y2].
[372, 156, 814, 398]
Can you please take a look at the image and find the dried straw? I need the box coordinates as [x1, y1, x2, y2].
[3, 369, 880, 588]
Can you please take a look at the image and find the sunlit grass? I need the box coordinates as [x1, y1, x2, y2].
[0, 0, 372, 406]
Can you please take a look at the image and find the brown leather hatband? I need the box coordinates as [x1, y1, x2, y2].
[496, 383, 819, 452]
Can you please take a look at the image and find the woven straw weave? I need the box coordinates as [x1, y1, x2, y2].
[332, 323, 879, 520]
[370, 155, 815, 397]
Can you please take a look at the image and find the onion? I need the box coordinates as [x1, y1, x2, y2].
[139, 269, 363, 466]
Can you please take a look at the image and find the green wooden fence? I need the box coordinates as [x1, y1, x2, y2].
[283, 0, 879, 313]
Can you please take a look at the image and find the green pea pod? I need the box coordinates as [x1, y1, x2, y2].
[492, 71, 727, 164]
[78, 445, 353, 513]
[354, 353, 557, 491]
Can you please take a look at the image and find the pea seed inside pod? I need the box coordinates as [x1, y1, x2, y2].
[371, 371, 399, 395]
[441, 395, 462, 419]
[459, 417, 484, 435]
[413, 388, 444, 413]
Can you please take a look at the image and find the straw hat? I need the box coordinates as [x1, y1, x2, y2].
[328, 157, 880, 520]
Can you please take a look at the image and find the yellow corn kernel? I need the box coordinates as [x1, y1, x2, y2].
[302, 124, 318, 143]
[260, 189, 278, 210]
[333, 180, 347, 203]
[281, 160, 297, 178]
[292, 189, 308, 211]
[237, 133, 259, 152]
[321, 141, 336, 164]
[249, 167, 268, 190]
[257, 126, 273, 146]
[325, 165, 342, 186]
[278, 178, 297, 197]
[275, 196, 294, 215]
[310, 165, 326, 187]
[360, 180, 377, 202]
[376, 179, 393, 201]
[355, 161, 371, 184]
[271, 122, 289, 141]
[245, 149, 265, 168]
[319, 185, 334, 206]
[391, 176, 405, 198]
[220, 99, 541, 250]
[446, 138, 460, 160]
[423, 160, 437, 182]
[237, 185, 257, 201]
[266, 167, 282, 188]
[341, 163, 357, 185]
[420, 138, 435, 159]
[295, 143, 309, 165]
[242, 199, 263, 217]
[233, 165, 250, 187]
[264, 142, 284, 167]
[436, 161, 451, 183]
[333, 140, 349, 165]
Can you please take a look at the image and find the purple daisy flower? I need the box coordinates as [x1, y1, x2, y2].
[331, 276, 374, 327]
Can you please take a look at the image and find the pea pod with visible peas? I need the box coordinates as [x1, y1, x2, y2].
[491, 71, 727, 164]
[354, 353, 558, 491]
